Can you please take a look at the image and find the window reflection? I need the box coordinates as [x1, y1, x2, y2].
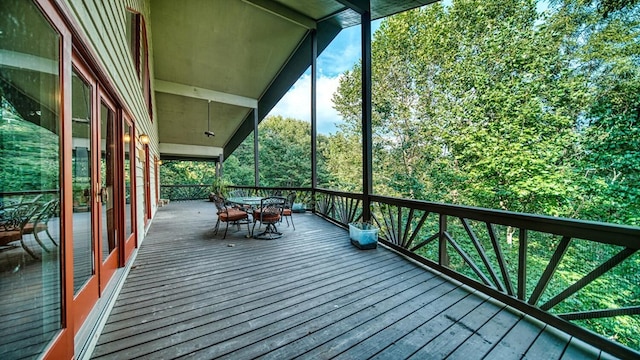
[0, 0, 63, 358]
[100, 103, 117, 259]
[124, 123, 133, 239]
[72, 69, 94, 294]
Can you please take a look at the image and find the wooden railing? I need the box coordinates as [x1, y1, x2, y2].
[311, 188, 639, 359]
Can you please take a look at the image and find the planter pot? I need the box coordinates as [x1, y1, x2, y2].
[349, 222, 378, 250]
[291, 203, 305, 213]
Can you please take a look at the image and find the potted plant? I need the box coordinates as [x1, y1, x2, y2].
[209, 177, 228, 201]
[348, 221, 378, 249]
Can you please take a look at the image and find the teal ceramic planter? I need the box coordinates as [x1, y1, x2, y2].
[349, 222, 378, 249]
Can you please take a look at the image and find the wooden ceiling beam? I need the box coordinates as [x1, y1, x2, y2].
[154, 80, 258, 109]
[242, 0, 317, 29]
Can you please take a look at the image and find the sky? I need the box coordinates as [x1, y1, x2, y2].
[268, 1, 550, 135]
[268, 21, 381, 135]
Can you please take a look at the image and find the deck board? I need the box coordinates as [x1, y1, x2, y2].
[90, 200, 623, 360]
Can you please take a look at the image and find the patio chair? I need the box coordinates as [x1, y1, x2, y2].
[281, 192, 296, 230]
[23, 199, 60, 251]
[212, 195, 250, 239]
[252, 196, 285, 240]
[0, 202, 40, 259]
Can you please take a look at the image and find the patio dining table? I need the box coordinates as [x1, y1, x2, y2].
[225, 196, 264, 238]
[226, 196, 264, 209]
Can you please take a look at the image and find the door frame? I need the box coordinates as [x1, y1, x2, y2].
[122, 115, 137, 262]
[97, 90, 121, 293]
[32, 0, 74, 358]
[143, 143, 152, 226]
[69, 52, 101, 332]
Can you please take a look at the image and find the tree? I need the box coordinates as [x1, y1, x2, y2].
[555, 0, 640, 225]
[332, 0, 590, 217]
[223, 116, 335, 188]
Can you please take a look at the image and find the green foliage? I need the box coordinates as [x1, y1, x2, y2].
[223, 115, 336, 188]
[327, 0, 640, 349]
[0, 99, 59, 193]
[330, 0, 640, 226]
[160, 160, 217, 185]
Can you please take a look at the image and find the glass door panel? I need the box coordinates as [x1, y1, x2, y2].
[71, 69, 94, 294]
[100, 102, 116, 261]
[98, 96, 119, 291]
[0, 0, 63, 358]
[123, 121, 135, 259]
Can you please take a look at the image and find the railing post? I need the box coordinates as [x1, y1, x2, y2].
[439, 214, 449, 267]
[518, 228, 528, 300]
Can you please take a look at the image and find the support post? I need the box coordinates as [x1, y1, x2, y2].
[439, 214, 449, 267]
[361, 10, 372, 222]
[253, 108, 259, 187]
[217, 153, 224, 178]
[311, 29, 318, 211]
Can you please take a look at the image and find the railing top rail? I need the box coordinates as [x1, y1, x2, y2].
[309, 188, 639, 248]
[0, 189, 60, 197]
[370, 194, 640, 248]
[228, 185, 312, 192]
[160, 184, 210, 188]
[315, 187, 365, 199]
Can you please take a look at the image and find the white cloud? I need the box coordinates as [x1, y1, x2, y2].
[268, 73, 344, 134]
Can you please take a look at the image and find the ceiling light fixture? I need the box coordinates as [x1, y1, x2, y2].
[204, 100, 215, 137]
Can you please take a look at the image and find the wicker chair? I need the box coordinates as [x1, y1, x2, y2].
[252, 196, 286, 240]
[212, 195, 250, 239]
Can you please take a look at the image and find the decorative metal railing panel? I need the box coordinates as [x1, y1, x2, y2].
[160, 184, 210, 201]
[314, 189, 363, 226]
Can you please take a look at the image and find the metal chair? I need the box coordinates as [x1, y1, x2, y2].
[281, 192, 296, 230]
[23, 199, 60, 251]
[212, 195, 250, 239]
[252, 196, 285, 239]
[0, 202, 40, 259]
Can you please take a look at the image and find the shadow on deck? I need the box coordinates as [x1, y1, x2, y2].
[90, 200, 617, 359]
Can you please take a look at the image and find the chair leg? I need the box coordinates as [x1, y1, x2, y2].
[213, 219, 220, 235]
[20, 237, 39, 260]
[223, 221, 229, 239]
[290, 215, 295, 230]
[45, 229, 58, 246]
[32, 231, 51, 253]
[254, 221, 283, 239]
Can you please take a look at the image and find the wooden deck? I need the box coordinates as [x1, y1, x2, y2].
[90, 200, 617, 359]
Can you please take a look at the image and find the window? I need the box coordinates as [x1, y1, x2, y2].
[0, 0, 63, 357]
[126, 9, 152, 118]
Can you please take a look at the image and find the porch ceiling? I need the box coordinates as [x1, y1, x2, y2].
[150, 0, 436, 160]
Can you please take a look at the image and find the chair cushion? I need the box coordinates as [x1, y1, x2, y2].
[23, 223, 47, 234]
[219, 209, 248, 222]
[282, 209, 292, 216]
[0, 229, 22, 246]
